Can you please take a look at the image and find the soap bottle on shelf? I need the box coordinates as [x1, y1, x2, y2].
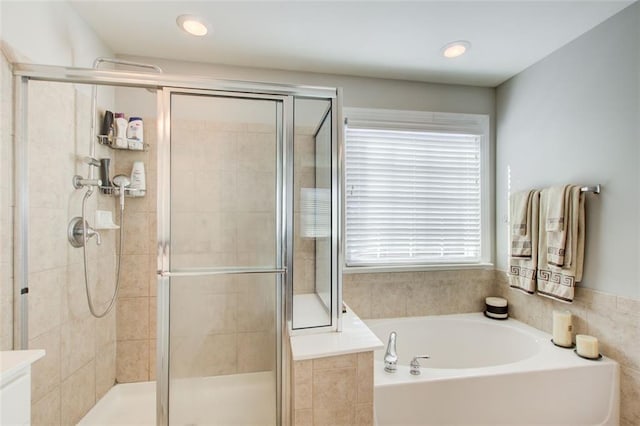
[100, 111, 114, 144]
[127, 117, 144, 150]
[129, 161, 146, 197]
[114, 113, 128, 149]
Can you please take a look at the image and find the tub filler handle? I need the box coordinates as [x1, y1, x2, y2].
[410, 355, 431, 375]
[384, 331, 398, 373]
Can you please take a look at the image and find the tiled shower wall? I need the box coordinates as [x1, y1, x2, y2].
[114, 117, 277, 382]
[22, 80, 118, 424]
[495, 272, 640, 425]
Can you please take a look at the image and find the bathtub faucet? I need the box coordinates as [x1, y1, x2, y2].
[384, 331, 398, 373]
[410, 355, 431, 375]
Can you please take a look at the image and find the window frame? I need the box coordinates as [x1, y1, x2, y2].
[342, 107, 493, 273]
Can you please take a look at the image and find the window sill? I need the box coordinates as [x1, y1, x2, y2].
[342, 262, 494, 274]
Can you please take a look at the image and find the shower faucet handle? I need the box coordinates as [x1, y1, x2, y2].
[409, 355, 430, 375]
[86, 227, 102, 246]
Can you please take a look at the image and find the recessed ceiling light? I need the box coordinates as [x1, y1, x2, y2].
[442, 41, 470, 59]
[176, 15, 209, 37]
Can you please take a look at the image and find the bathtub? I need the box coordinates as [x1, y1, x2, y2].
[366, 313, 619, 425]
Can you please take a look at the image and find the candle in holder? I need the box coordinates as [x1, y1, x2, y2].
[552, 310, 573, 347]
[576, 335, 599, 359]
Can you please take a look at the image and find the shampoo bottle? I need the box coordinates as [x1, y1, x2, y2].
[127, 117, 144, 150]
[129, 161, 146, 197]
[114, 113, 128, 149]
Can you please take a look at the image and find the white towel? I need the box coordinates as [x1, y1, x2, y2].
[509, 190, 540, 294]
[537, 185, 585, 302]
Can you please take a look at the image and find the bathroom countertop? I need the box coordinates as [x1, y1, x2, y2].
[0, 350, 45, 382]
[289, 307, 384, 361]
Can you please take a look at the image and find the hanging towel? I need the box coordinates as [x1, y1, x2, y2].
[545, 185, 571, 266]
[509, 190, 540, 294]
[510, 190, 534, 257]
[537, 185, 585, 302]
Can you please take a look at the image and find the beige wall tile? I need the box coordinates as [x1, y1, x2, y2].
[28, 208, 68, 272]
[236, 212, 275, 253]
[28, 268, 64, 339]
[237, 132, 276, 173]
[312, 367, 357, 410]
[118, 255, 150, 298]
[293, 360, 313, 410]
[357, 352, 373, 404]
[370, 281, 407, 319]
[29, 327, 61, 402]
[312, 406, 355, 426]
[61, 360, 95, 426]
[343, 278, 372, 319]
[236, 278, 275, 333]
[95, 308, 116, 349]
[122, 212, 149, 255]
[32, 387, 61, 426]
[62, 263, 91, 322]
[171, 291, 236, 337]
[169, 333, 236, 378]
[95, 342, 116, 400]
[117, 297, 149, 341]
[621, 367, 640, 426]
[587, 308, 640, 372]
[313, 354, 356, 370]
[117, 339, 150, 383]
[237, 331, 274, 373]
[293, 409, 313, 426]
[355, 403, 374, 426]
[61, 316, 96, 380]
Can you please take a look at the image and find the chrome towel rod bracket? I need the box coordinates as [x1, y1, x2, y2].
[580, 184, 601, 194]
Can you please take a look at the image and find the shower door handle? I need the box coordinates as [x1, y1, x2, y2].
[158, 267, 287, 277]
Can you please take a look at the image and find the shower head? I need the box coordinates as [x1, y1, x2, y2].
[112, 175, 131, 188]
[112, 174, 131, 210]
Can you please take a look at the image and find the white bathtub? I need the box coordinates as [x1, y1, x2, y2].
[366, 313, 619, 425]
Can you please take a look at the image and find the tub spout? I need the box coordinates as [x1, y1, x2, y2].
[384, 331, 398, 373]
[410, 355, 430, 375]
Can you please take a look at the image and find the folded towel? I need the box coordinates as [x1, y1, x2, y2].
[545, 185, 571, 266]
[509, 190, 540, 294]
[511, 190, 532, 237]
[537, 185, 585, 302]
[510, 190, 534, 258]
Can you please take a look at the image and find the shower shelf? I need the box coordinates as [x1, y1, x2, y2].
[100, 186, 145, 198]
[96, 135, 149, 152]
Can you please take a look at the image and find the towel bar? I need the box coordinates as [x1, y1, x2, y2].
[580, 184, 601, 194]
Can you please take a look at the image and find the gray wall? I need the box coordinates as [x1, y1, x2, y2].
[496, 2, 640, 298]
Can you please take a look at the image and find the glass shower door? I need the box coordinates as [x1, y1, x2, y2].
[158, 90, 284, 425]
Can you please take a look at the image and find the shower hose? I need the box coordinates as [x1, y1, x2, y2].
[81, 187, 124, 318]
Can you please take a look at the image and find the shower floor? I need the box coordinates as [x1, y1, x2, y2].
[79, 371, 276, 425]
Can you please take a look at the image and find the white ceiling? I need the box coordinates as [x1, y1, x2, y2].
[70, 1, 634, 87]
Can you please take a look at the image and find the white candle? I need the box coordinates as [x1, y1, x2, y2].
[576, 335, 599, 359]
[552, 311, 573, 347]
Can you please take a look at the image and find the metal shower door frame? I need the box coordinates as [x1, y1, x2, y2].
[156, 87, 290, 426]
[12, 62, 342, 426]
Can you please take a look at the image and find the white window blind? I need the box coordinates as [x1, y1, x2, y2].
[345, 126, 483, 267]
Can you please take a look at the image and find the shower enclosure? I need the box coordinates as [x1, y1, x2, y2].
[11, 63, 341, 425]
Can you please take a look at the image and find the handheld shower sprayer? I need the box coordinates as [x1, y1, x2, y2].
[112, 174, 131, 210]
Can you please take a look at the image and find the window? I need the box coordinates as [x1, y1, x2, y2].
[344, 108, 491, 269]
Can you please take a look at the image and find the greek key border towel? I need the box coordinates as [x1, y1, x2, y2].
[537, 185, 585, 303]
